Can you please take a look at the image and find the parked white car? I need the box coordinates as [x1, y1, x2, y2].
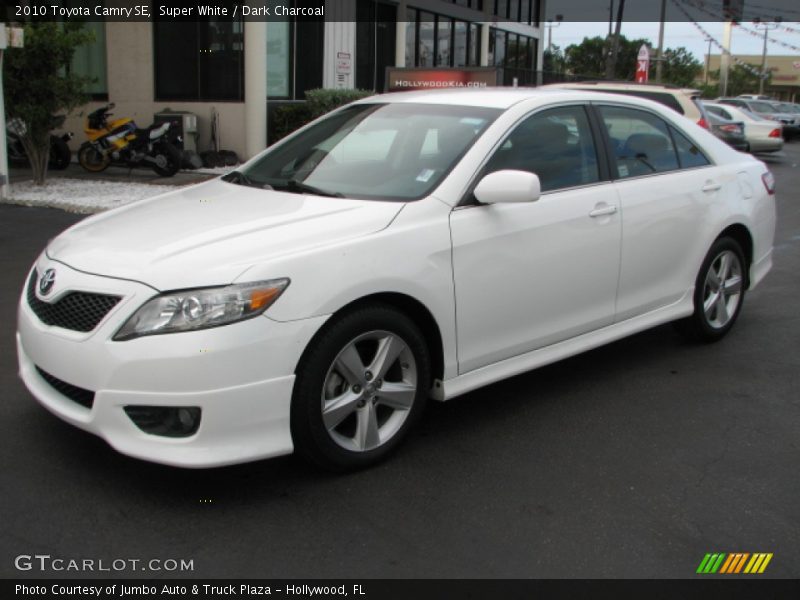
[704, 102, 784, 153]
[17, 89, 776, 470]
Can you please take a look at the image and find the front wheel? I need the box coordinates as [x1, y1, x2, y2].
[151, 142, 181, 177]
[77, 142, 110, 172]
[291, 305, 431, 471]
[675, 237, 746, 342]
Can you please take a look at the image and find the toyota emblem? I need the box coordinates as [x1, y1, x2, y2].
[39, 269, 56, 295]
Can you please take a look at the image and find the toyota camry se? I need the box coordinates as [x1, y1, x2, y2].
[17, 89, 776, 470]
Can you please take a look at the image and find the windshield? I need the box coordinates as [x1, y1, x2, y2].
[778, 103, 800, 113]
[749, 101, 777, 114]
[238, 103, 500, 201]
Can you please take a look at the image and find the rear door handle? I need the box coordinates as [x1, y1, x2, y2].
[589, 205, 618, 218]
[702, 182, 722, 192]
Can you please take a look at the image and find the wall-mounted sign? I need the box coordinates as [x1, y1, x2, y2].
[385, 67, 500, 92]
[336, 51, 352, 75]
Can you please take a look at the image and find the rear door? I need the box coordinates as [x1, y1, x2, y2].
[596, 103, 722, 322]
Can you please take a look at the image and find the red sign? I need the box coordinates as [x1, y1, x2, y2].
[635, 45, 650, 84]
[386, 68, 500, 92]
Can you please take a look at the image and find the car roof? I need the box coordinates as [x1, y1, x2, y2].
[544, 81, 701, 95]
[355, 87, 686, 110]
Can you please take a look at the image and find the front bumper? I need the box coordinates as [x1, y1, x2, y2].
[17, 259, 328, 468]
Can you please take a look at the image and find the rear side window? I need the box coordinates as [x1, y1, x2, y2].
[599, 105, 680, 178]
[577, 88, 684, 114]
[670, 127, 710, 169]
[706, 105, 733, 120]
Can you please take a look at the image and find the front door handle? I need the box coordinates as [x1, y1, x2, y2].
[589, 205, 618, 218]
[702, 182, 722, 193]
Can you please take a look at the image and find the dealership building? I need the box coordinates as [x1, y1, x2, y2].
[56, 0, 545, 160]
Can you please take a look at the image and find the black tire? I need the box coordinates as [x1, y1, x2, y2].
[48, 136, 71, 170]
[291, 304, 431, 471]
[674, 237, 747, 343]
[77, 142, 110, 172]
[151, 142, 182, 176]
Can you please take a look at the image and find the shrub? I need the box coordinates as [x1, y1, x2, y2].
[305, 88, 374, 118]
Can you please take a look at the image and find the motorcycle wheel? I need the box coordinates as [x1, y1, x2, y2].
[48, 136, 72, 170]
[151, 142, 182, 177]
[78, 143, 110, 172]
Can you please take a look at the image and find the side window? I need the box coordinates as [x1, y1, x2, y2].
[670, 127, 710, 169]
[599, 105, 680, 178]
[484, 105, 600, 192]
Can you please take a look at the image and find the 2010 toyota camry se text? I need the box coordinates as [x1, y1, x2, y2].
[16, 88, 776, 470]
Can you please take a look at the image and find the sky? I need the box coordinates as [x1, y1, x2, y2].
[548, 21, 800, 61]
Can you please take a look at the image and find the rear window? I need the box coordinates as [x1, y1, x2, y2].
[577, 88, 684, 115]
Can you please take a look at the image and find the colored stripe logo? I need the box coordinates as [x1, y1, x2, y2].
[697, 553, 773, 574]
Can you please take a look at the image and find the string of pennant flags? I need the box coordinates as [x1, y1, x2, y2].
[670, 0, 772, 79]
[679, 0, 800, 52]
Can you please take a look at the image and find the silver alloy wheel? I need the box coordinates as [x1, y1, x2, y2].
[321, 330, 418, 452]
[702, 249, 743, 329]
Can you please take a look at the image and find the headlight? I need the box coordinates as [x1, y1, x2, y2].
[113, 279, 289, 341]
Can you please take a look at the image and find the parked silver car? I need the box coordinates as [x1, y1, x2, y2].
[704, 102, 784, 153]
[718, 98, 800, 139]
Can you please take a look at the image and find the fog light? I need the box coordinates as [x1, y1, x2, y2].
[124, 406, 201, 437]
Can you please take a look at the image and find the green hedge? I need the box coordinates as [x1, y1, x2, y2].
[305, 88, 374, 118]
[271, 88, 374, 143]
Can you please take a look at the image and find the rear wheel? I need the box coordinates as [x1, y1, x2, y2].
[291, 305, 431, 471]
[675, 237, 746, 342]
[48, 136, 71, 170]
[77, 143, 110, 172]
[151, 142, 181, 177]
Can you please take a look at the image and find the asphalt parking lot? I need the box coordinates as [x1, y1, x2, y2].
[1, 145, 798, 580]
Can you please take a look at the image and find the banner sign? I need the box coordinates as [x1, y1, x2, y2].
[385, 68, 500, 92]
[635, 45, 650, 83]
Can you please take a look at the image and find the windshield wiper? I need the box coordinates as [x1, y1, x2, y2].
[221, 170, 262, 188]
[280, 179, 343, 198]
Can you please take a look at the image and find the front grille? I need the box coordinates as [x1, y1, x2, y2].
[27, 270, 121, 332]
[35, 367, 95, 409]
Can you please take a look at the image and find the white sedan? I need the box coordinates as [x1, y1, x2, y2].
[704, 102, 784, 153]
[17, 89, 776, 470]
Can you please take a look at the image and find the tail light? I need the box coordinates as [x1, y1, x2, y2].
[761, 171, 775, 195]
[768, 128, 781, 138]
[697, 118, 709, 129]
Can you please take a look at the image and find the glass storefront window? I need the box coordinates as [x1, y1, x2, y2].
[493, 30, 506, 66]
[267, 21, 290, 98]
[418, 12, 435, 67]
[496, 0, 508, 18]
[469, 23, 480, 66]
[406, 8, 417, 66]
[436, 17, 452, 67]
[454, 21, 467, 68]
[71, 21, 107, 98]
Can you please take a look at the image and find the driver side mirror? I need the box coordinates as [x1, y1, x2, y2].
[473, 170, 541, 204]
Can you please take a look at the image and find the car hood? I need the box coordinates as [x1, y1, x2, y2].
[46, 179, 404, 290]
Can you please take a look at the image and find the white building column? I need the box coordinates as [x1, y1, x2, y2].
[324, 0, 356, 89]
[480, 24, 490, 67]
[244, 20, 267, 158]
[395, 1, 408, 67]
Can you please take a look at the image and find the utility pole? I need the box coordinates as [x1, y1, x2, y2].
[720, 20, 732, 97]
[655, 0, 666, 83]
[753, 18, 781, 95]
[545, 15, 563, 53]
[704, 37, 712, 86]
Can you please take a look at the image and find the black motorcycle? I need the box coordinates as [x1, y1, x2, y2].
[6, 116, 73, 170]
[77, 103, 182, 177]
